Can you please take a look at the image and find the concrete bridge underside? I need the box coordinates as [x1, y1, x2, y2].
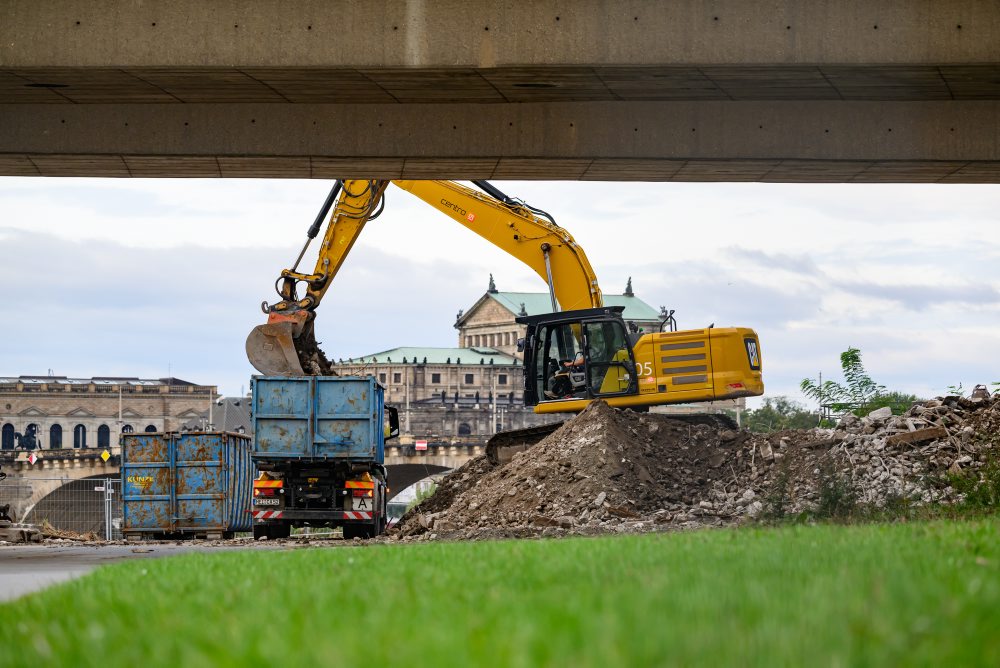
[1, 1, 999, 182]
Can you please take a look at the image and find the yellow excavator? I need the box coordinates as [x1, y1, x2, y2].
[247, 179, 763, 459]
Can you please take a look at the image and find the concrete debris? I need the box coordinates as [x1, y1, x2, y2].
[885, 426, 949, 447]
[0, 520, 42, 543]
[390, 392, 1000, 542]
[867, 406, 893, 420]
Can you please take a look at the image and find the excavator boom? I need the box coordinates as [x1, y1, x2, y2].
[246, 179, 389, 376]
[247, 179, 601, 375]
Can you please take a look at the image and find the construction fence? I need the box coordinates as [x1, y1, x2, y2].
[0, 476, 122, 541]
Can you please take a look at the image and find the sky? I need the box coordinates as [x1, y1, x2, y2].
[1, 177, 998, 408]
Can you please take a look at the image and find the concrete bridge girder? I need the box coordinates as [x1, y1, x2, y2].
[2, 101, 998, 182]
[1, 1, 998, 182]
[3, 1, 999, 68]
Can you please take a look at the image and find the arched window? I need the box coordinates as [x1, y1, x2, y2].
[1, 424, 14, 450]
[458, 423, 472, 436]
[121, 424, 134, 434]
[97, 425, 111, 449]
[144, 425, 157, 433]
[49, 424, 63, 449]
[73, 424, 87, 449]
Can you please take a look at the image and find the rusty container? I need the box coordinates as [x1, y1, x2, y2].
[251, 376, 385, 463]
[121, 432, 254, 539]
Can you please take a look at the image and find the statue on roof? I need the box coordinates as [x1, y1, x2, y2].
[488, 274, 497, 294]
[518, 302, 527, 316]
[455, 308, 464, 325]
[624, 276, 634, 297]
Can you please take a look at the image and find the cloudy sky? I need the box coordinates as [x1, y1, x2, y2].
[1, 177, 998, 407]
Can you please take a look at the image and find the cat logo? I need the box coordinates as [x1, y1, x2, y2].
[744, 338, 761, 371]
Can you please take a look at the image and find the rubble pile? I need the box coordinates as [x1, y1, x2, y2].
[392, 393, 999, 541]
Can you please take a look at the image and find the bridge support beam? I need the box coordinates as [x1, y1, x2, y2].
[2, 101, 997, 182]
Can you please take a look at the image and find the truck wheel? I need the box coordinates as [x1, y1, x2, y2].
[270, 523, 291, 539]
[253, 524, 269, 540]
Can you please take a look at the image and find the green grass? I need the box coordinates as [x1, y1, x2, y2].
[3, 521, 999, 667]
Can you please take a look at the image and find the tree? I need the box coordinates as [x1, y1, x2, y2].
[743, 397, 820, 433]
[801, 347, 919, 416]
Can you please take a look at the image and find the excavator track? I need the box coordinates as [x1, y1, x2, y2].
[663, 413, 740, 431]
[485, 421, 565, 466]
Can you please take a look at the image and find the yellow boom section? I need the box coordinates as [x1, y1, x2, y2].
[393, 180, 603, 312]
[298, 179, 389, 309]
[249, 178, 603, 376]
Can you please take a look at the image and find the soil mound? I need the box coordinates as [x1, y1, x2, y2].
[391, 394, 1000, 541]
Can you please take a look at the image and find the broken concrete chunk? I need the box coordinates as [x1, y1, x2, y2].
[593, 491, 607, 507]
[838, 413, 860, 428]
[885, 426, 948, 448]
[607, 506, 640, 519]
[759, 441, 774, 461]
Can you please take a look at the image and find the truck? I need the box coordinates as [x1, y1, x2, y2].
[250, 375, 399, 539]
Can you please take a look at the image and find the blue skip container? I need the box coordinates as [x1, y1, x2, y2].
[121, 431, 254, 540]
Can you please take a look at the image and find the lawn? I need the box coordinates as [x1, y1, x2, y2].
[2, 520, 998, 667]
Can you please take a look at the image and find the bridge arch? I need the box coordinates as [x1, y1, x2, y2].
[385, 463, 452, 502]
[22, 473, 113, 536]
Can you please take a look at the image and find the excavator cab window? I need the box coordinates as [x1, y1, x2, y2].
[531, 318, 636, 402]
[584, 321, 636, 397]
[534, 323, 586, 400]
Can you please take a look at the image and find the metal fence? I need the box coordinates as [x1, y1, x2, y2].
[0, 476, 122, 541]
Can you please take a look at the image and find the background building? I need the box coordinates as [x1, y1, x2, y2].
[329, 277, 723, 443]
[0, 376, 218, 451]
[455, 276, 664, 358]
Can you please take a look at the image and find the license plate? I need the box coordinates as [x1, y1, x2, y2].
[349, 496, 373, 511]
[254, 498, 280, 506]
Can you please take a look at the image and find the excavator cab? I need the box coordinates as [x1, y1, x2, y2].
[519, 307, 638, 409]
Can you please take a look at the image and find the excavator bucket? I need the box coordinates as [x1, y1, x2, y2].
[246, 312, 309, 376]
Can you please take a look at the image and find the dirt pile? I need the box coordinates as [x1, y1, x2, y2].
[391, 393, 1000, 541]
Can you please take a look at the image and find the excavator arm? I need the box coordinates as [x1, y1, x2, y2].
[247, 179, 597, 375]
[392, 180, 602, 313]
[246, 179, 389, 375]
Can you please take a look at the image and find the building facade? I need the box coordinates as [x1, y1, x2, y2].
[0, 376, 218, 452]
[330, 279, 684, 442]
[330, 346, 548, 439]
[455, 278, 665, 358]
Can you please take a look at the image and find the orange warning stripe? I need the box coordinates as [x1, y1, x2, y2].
[254, 480, 283, 488]
[345, 480, 375, 489]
